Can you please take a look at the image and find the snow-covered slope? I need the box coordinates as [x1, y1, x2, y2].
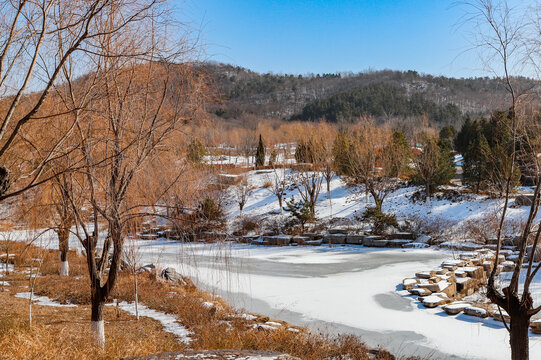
[224, 169, 531, 238]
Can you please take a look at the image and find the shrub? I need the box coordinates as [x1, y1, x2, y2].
[187, 138, 207, 163]
[361, 207, 397, 234]
[196, 197, 224, 222]
[284, 197, 313, 233]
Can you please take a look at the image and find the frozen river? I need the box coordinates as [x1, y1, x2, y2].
[132, 240, 541, 360]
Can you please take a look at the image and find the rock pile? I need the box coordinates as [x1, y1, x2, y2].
[403, 247, 541, 331]
[245, 229, 420, 248]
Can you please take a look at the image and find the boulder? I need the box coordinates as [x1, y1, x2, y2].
[386, 239, 413, 247]
[492, 310, 510, 323]
[515, 195, 534, 206]
[530, 319, 541, 334]
[464, 306, 488, 318]
[291, 236, 309, 245]
[415, 234, 431, 243]
[482, 260, 493, 272]
[160, 268, 194, 287]
[502, 261, 515, 272]
[402, 278, 418, 291]
[415, 271, 431, 279]
[442, 261, 462, 270]
[323, 234, 347, 245]
[328, 228, 348, 234]
[369, 239, 389, 247]
[217, 173, 242, 185]
[303, 233, 322, 240]
[263, 235, 291, 246]
[456, 277, 475, 295]
[402, 242, 428, 249]
[459, 252, 476, 260]
[435, 268, 449, 275]
[386, 232, 415, 240]
[463, 266, 485, 281]
[251, 238, 269, 246]
[527, 245, 541, 262]
[441, 281, 457, 298]
[415, 271, 435, 279]
[137, 263, 156, 273]
[421, 294, 448, 308]
[345, 235, 364, 245]
[409, 288, 432, 296]
[443, 302, 469, 315]
[419, 280, 453, 294]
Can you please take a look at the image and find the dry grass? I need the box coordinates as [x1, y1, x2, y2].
[0, 292, 183, 360]
[0, 240, 400, 360]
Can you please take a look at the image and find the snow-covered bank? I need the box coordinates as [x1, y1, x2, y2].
[224, 170, 532, 237]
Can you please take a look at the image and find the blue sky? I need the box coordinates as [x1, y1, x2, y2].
[179, 1, 493, 78]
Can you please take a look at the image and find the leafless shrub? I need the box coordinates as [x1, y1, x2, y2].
[404, 213, 459, 240]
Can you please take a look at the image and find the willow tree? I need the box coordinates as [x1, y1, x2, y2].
[67, 26, 204, 352]
[0, 0, 128, 204]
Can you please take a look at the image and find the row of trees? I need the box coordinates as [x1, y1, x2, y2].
[457, 111, 525, 194]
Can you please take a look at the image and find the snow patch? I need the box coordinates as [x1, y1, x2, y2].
[116, 301, 192, 344]
[14, 292, 77, 307]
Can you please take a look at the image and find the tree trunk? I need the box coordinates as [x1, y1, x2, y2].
[368, 186, 382, 213]
[509, 311, 530, 360]
[326, 177, 331, 196]
[278, 196, 283, 213]
[59, 229, 69, 276]
[91, 289, 105, 349]
[134, 270, 139, 320]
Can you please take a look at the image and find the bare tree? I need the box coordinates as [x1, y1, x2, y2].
[294, 167, 324, 219]
[51, 172, 76, 276]
[462, 1, 541, 359]
[57, 1, 205, 347]
[315, 137, 335, 217]
[345, 119, 397, 213]
[268, 165, 288, 214]
[234, 176, 254, 214]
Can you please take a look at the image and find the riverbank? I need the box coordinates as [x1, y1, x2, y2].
[0, 240, 395, 360]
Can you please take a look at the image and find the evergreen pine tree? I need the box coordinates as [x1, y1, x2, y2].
[463, 132, 490, 192]
[332, 132, 351, 175]
[255, 134, 265, 167]
[387, 130, 411, 177]
[434, 137, 456, 186]
[295, 139, 315, 163]
[187, 138, 207, 163]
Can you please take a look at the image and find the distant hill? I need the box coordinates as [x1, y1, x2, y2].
[201, 62, 538, 127]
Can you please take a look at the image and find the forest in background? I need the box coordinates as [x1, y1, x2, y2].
[201, 62, 540, 129]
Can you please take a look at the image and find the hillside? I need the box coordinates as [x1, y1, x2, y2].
[202, 62, 538, 126]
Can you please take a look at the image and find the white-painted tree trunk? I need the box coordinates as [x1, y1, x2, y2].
[91, 320, 105, 349]
[60, 261, 69, 276]
[29, 290, 33, 328]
